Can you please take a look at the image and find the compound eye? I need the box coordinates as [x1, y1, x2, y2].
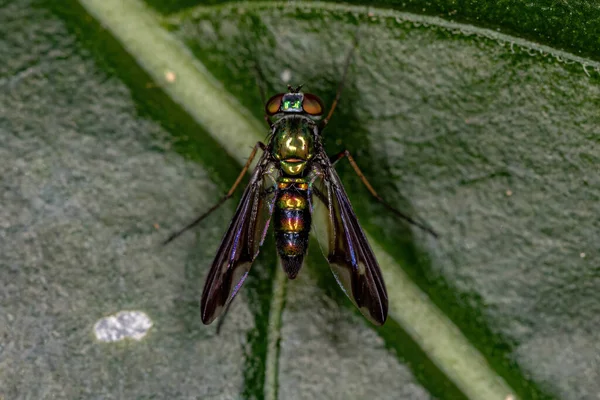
[302, 93, 324, 115]
[265, 94, 284, 115]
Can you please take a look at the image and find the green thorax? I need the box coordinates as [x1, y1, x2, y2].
[271, 116, 316, 176]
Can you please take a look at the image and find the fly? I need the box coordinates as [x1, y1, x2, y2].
[165, 40, 437, 326]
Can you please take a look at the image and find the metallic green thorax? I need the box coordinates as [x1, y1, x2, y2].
[271, 116, 316, 176]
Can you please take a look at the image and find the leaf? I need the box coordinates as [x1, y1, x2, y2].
[0, 2, 259, 399]
[2, 0, 598, 399]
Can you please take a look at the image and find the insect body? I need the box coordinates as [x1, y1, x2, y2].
[197, 86, 391, 325]
[166, 74, 437, 327]
[273, 176, 311, 279]
[271, 116, 315, 278]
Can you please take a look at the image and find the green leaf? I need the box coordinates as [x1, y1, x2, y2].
[2, 0, 598, 399]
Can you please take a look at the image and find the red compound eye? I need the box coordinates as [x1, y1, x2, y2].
[302, 93, 324, 115]
[265, 93, 284, 115]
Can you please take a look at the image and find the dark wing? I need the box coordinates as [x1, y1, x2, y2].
[201, 155, 277, 324]
[311, 162, 388, 325]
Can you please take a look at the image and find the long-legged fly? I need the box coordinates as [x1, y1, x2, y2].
[165, 39, 436, 326]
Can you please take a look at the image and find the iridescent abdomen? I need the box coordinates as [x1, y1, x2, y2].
[273, 180, 311, 279]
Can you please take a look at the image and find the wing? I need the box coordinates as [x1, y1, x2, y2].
[201, 155, 278, 324]
[311, 162, 388, 325]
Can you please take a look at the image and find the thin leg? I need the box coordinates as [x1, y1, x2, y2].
[215, 301, 233, 334]
[240, 13, 273, 128]
[322, 33, 360, 128]
[331, 150, 439, 238]
[255, 70, 273, 127]
[163, 142, 266, 245]
[264, 114, 273, 128]
[255, 64, 268, 106]
[252, 58, 274, 127]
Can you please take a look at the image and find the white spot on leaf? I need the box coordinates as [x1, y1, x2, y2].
[94, 310, 153, 342]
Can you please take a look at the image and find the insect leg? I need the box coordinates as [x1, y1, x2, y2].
[163, 142, 267, 245]
[215, 301, 233, 334]
[253, 64, 274, 127]
[330, 150, 438, 238]
[321, 31, 359, 128]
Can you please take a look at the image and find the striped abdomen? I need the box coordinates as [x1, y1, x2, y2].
[273, 181, 311, 279]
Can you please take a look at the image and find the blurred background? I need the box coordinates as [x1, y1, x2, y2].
[1, 1, 599, 399]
